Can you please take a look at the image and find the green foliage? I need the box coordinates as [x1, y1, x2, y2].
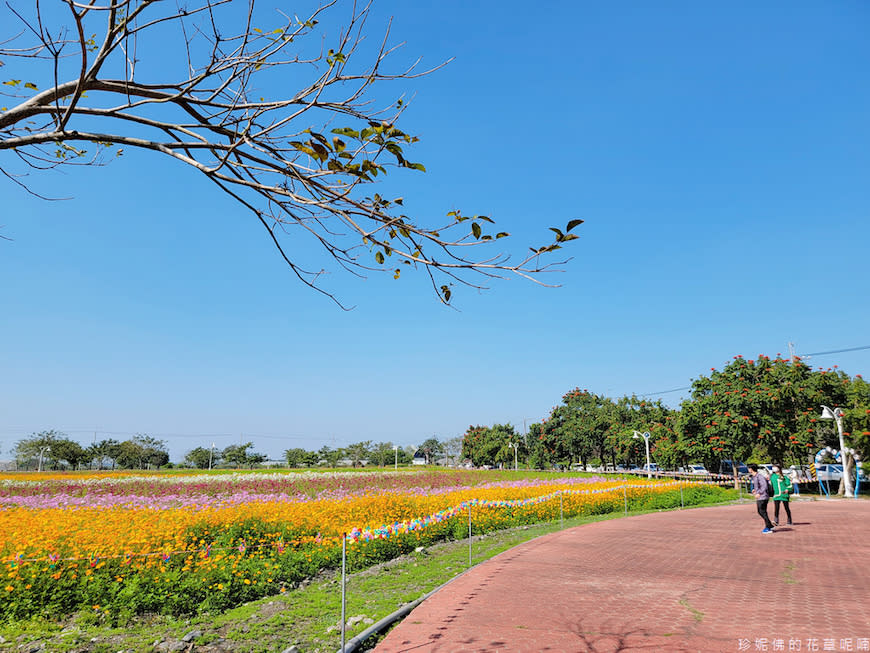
[13, 431, 87, 470]
[461, 424, 523, 467]
[221, 443, 265, 469]
[514, 359, 869, 472]
[114, 435, 169, 470]
[185, 447, 219, 470]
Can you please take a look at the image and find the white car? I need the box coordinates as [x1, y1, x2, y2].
[687, 464, 709, 475]
[814, 464, 842, 482]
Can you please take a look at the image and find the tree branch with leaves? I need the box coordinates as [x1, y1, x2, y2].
[1, 0, 581, 306]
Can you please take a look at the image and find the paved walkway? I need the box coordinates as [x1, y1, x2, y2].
[375, 500, 870, 653]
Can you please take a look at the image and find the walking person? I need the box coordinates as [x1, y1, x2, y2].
[748, 464, 775, 533]
[770, 464, 793, 526]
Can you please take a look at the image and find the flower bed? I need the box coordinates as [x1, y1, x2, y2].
[0, 470, 728, 621]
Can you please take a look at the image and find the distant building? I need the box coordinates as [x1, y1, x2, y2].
[412, 450, 427, 465]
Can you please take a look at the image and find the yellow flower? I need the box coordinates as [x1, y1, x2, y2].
[4, 585, 13, 592]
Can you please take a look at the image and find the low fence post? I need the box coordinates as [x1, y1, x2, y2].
[468, 504, 472, 568]
[341, 533, 347, 653]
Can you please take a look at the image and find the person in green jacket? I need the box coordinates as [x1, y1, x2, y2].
[770, 464, 793, 526]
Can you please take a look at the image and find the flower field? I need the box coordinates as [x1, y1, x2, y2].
[0, 470, 729, 622]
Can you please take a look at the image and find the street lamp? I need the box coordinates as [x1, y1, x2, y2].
[507, 442, 518, 471]
[208, 442, 215, 471]
[392, 445, 399, 471]
[632, 431, 651, 479]
[38, 446, 51, 472]
[820, 405, 853, 498]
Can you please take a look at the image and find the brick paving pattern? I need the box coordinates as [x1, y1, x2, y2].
[375, 499, 870, 653]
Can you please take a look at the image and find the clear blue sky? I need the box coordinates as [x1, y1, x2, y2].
[2, 1, 868, 461]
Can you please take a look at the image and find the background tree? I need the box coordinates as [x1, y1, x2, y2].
[368, 442, 409, 467]
[86, 438, 121, 470]
[344, 440, 372, 467]
[222, 442, 257, 469]
[442, 436, 464, 466]
[284, 447, 312, 468]
[184, 446, 219, 469]
[50, 439, 86, 470]
[418, 436, 444, 464]
[114, 439, 144, 469]
[133, 435, 169, 468]
[316, 445, 342, 467]
[462, 424, 516, 467]
[0, 0, 579, 305]
[12, 430, 82, 470]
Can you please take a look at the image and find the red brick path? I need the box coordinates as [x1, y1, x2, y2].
[375, 500, 870, 653]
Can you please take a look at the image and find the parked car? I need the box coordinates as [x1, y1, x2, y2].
[687, 464, 709, 475]
[641, 463, 660, 472]
[814, 464, 843, 482]
[719, 460, 749, 477]
[756, 463, 775, 478]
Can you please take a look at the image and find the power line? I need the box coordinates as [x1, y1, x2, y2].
[802, 344, 870, 358]
[637, 386, 691, 398]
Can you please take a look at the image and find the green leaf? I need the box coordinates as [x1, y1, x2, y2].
[549, 227, 564, 239]
[332, 137, 346, 153]
[405, 162, 426, 172]
[24, 82, 38, 91]
[495, 232, 509, 239]
[332, 127, 359, 139]
[471, 222, 482, 239]
[440, 285, 452, 303]
[375, 252, 384, 264]
[385, 142, 404, 161]
[393, 268, 401, 280]
[566, 218, 584, 232]
[290, 141, 317, 158]
[475, 215, 494, 224]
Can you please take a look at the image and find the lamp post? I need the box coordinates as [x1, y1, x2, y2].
[38, 446, 51, 472]
[633, 431, 651, 479]
[208, 442, 215, 471]
[507, 442, 518, 471]
[392, 445, 398, 471]
[820, 405, 853, 498]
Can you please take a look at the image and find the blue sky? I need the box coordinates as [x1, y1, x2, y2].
[2, 1, 868, 461]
